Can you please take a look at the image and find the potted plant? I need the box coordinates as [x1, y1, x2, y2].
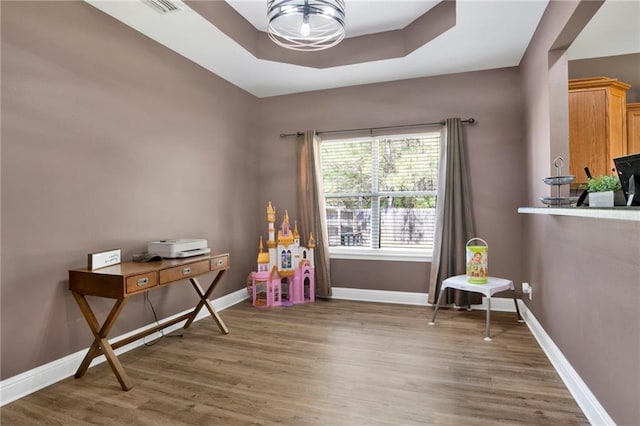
[587, 175, 621, 207]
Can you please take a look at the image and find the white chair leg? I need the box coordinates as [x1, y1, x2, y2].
[483, 298, 492, 341]
[429, 287, 446, 325]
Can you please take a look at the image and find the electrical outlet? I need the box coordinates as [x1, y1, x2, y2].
[522, 282, 532, 300]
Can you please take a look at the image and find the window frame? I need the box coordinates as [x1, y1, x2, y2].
[320, 131, 440, 262]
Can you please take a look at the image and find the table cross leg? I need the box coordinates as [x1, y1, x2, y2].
[183, 274, 229, 334]
[71, 292, 133, 390]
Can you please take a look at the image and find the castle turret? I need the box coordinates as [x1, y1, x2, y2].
[267, 202, 276, 248]
[267, 202, 277, 270]
[293, 221, 300, 246]
[308, 232, 316, 268]
[278, 210, 295, 246]
[257, 236, 270, 272]
[267, 201, 276, 223]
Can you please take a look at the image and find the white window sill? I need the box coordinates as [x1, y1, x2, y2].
[329, 247, 432, 262]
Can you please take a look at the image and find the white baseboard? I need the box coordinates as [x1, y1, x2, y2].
[330, 287, 517, 312]
[330, 287, 430, 305]
[517, 301, 615, 426]
[0, 289, 249, 407]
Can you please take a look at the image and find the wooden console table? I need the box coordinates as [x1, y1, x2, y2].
[69, 253, 230, 391]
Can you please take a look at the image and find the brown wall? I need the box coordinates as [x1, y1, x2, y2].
[520, 1, 640, 424]
[255, 68, 527, 293]
[1, 2, 259, 379]
[569, 53, 640, 102]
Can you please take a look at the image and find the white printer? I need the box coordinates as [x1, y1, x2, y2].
[147, 239, 210, 259]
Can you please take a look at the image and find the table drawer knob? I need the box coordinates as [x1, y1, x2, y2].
[182, 267, 191, 275]
[216, 259, 224, 266]
[137, 277, 149, 286]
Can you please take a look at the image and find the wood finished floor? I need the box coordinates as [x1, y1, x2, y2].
[2, 299, 588, 425]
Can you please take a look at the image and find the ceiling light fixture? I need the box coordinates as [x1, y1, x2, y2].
[267, 0, 346, 51]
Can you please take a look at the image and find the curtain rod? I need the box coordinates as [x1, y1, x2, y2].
[279, 118, 475, 138]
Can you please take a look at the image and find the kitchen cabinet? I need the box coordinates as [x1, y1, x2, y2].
[627, 103, 640, 155]
[569, 77, 630, 183]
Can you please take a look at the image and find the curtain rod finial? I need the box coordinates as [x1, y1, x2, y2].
[467, 118, 475, 124]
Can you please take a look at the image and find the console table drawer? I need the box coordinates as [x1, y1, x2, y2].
[210, 254, 229, 271]
[159, 260, 210, 284]
[126, 272, 158, 294]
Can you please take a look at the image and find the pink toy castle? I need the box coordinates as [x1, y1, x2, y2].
[250, 202, 316, 308]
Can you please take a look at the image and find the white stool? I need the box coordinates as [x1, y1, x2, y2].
[429, 275, 523, 341]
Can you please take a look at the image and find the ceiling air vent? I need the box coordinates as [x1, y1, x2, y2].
[144, 0, 181, 14]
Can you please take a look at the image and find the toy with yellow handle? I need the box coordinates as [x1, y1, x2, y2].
[466, 238, 488, 284]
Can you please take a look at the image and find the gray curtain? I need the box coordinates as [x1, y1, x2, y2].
[427, 118, 477, 305]
[297, 130, 332, 297]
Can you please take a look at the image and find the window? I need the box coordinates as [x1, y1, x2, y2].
[320, 132, 440, 261]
